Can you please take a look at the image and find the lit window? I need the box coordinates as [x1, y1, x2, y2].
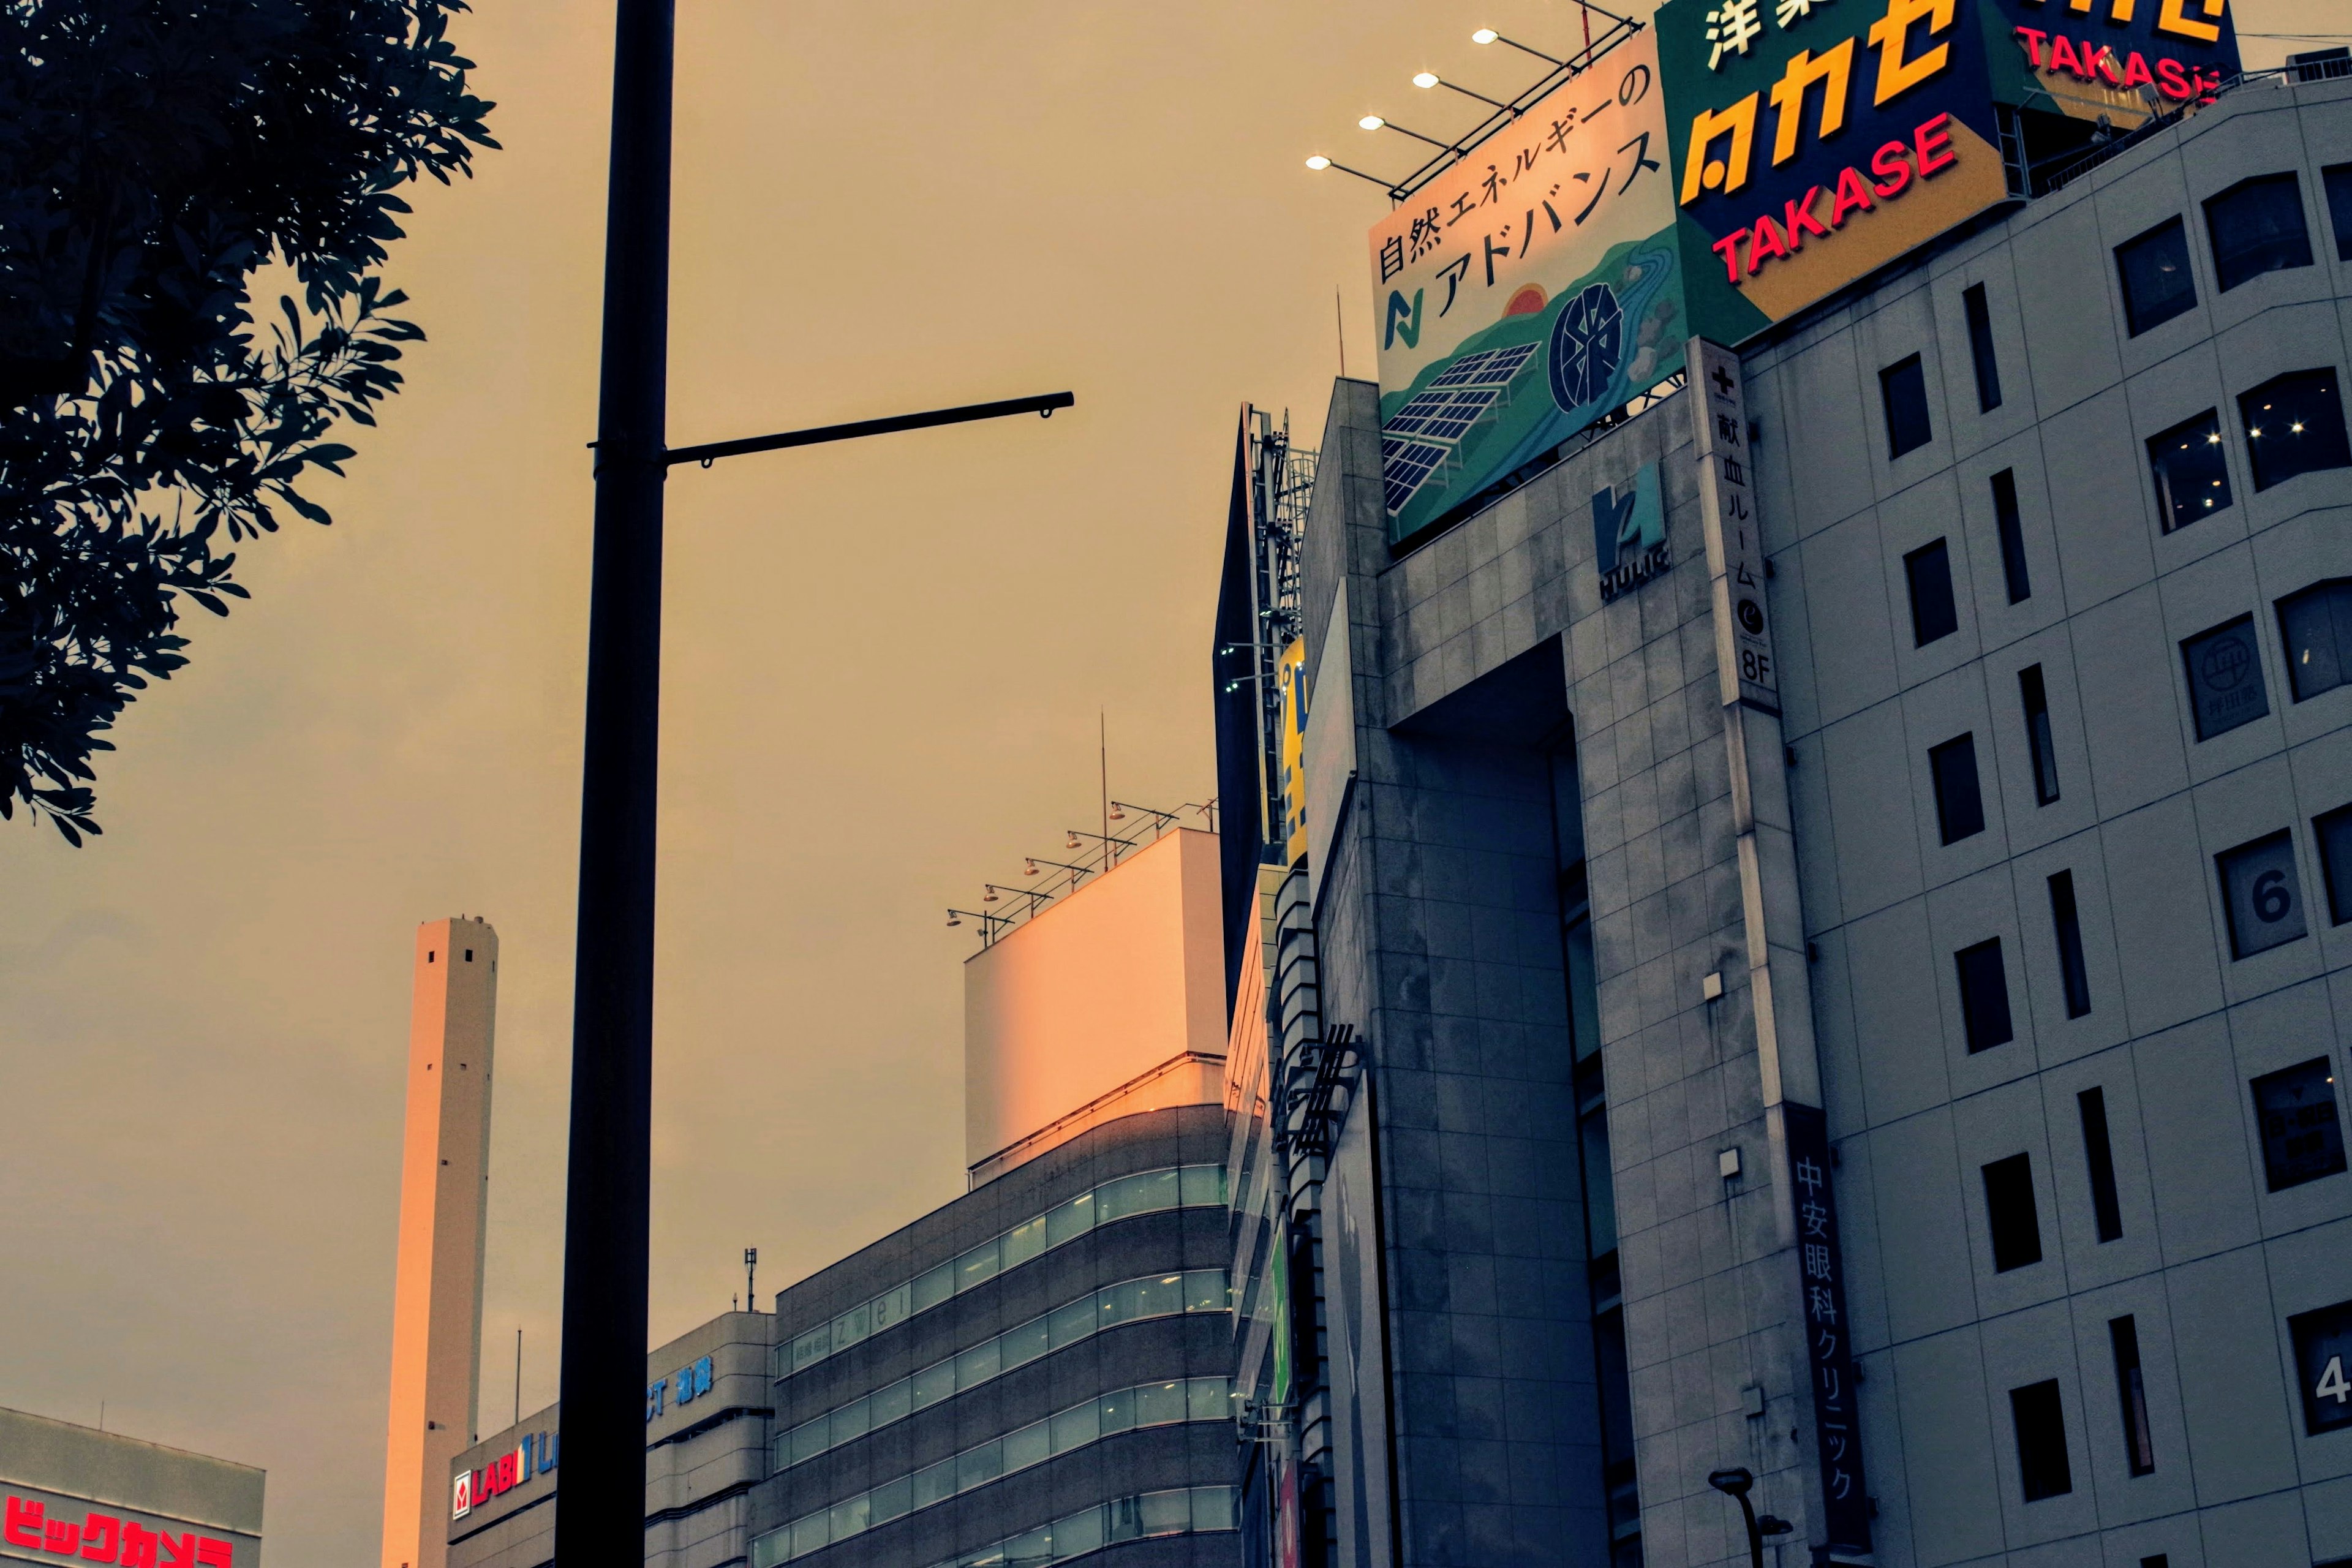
[2144, 409, 2232, 532]
[2239, 368, 2352, 491]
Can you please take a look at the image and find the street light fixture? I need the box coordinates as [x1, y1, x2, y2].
[556, 2, 1076, 1558]
[1706, 1468, 1796, 1568]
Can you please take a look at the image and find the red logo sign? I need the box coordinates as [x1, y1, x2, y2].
[3, 1496, 233, 1567]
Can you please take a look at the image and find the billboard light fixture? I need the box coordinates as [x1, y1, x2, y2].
[1414, 71, 1516, 114]
[1358, 114, 1460, 154]
[1305, 154, 1405, 196]
[1471, 28, 1566, 66]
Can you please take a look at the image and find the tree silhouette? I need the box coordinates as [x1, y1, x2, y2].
[0, 0, 496, 843]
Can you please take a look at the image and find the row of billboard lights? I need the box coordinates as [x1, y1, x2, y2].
[1306, 29, 1566, 185]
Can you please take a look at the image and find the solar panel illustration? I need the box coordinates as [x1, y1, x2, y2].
[1416, 386, 1499, 440]
[1429, 349, 1499, 388]
[1381, 438, 1449, 513]
[1383, 390, 1457, 437]
[1463, 342, 1538, 383]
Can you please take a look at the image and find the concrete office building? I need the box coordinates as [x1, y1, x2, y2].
[1, 1406, 263, 1568]
[1216, 66, 2352, 1568]
[385, 918, 500, 1568]
[445, 830, 1242, 1568]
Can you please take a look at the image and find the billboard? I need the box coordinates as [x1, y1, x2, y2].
[1369, 31, 1687, 547]
[1659, 0, 2012, 345]
[1657, 0, 2241, 347]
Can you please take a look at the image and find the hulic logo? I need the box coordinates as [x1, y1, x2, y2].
[1592, 462, 1667, 603]
[1382, 289, 1423, 351]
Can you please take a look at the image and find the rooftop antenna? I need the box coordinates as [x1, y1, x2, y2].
[514, 1328, 522, 1428]
[1336, 288, 1348, 378]
[745, 1246, 758, 1311]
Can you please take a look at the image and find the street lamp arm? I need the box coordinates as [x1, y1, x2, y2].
[666, 390, 1076, 467]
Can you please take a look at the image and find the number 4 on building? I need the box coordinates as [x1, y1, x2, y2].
[2319, 1354, 2351, 1406]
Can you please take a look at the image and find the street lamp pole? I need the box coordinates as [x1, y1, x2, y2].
[554, 0, 673, 1561]
[552, 8, 1074, 1564]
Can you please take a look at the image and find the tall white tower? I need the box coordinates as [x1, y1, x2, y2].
[380, 918, 498, 1568]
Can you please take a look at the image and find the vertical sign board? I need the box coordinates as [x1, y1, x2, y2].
[1689, 337, 1778, 712]
[1784, 1102, 1871, 1556]
[1369, 31, 1687, 548]
[1657, 0, 2012, 348]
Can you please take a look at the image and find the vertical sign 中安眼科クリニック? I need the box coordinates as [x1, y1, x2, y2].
[1784, 1102, 1871, 1555]
[1691, 337, 1778, 712]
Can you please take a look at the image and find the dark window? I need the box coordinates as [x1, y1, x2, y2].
[1905, 538, 1959, 646]
[1964, 282, 2003, 412]
[1991, 468, 2030, 602]
[2180, 616, 2269, 741]
[2146, 409, 2232, 532]
[1956, 938, 2015, 1052]
[2216, 829, 2307, 959]
[1983, 1152, 2042, 1272]
[2278, 578, 2352, 703]
[2326, 162, 2352, 260]
[2240, 368, 2352, 491]
[2142, 1558, 2171, 1568]
[2116, 217, 2198, 336]
[2318, 804, 2352, 924]
[2010, 1379, 2073, 1500]
[2109, 1316, 2155, 1476]
[2204, 172, 2315, 292]
[2078, 1087, 2123, 1241]
[1881, 353, 1932, 459]
[2020, 665, 2060, 805]
[2252, 1058, 2346, 1191]
[1929, 733, 1986, 843]
[2293, 1298, 2352, 1436]
[2050, 871, 2091, 1017]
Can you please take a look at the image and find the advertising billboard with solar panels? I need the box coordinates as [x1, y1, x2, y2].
[1368, 29, 1686, 548]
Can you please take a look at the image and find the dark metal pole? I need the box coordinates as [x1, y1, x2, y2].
[555, 0, 671, 1561]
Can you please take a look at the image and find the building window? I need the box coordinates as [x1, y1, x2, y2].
[2109, 1316, 2156, 1476]
[2077, 1087, 2123, 1241]
[2116, 217, 2197, 336]
[2240, 368, 2352, 491]
[2278, 578, 2352, 703]
[1956, 938, 2015, 1053]
[2180, 616, 2269, 741]
[1881, 353, 1932, 459]
[1905, 538, 1959, 646]
[2204, 172, 2314, 291]
[1982, 1152, 2042, 1271]
[1929, 733, 1986, 843]
[2325, 162, 2352, 260]
[2217, 829, 2308, 959]
[2010, 1380, 2074, 1500]
[2252, 1058, 2346, 1191]
[2318, 804, 2352, 925]
[2292, 1299, 2352, 1436]
[1991, 468, 2030, 603]
[2049, 870, 2091, 1017]
[2020, 665, 2060, 806]
[1964, 282, 2003, 412]
[2146, 409, 2233, 532]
